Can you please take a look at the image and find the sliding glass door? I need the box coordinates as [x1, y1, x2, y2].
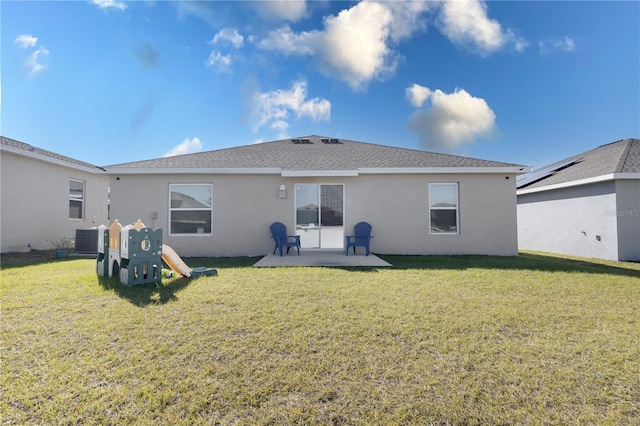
[295, 184, 344, 249]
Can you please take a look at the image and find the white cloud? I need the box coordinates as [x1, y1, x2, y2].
[407, 86, 497, 150]
[317, 1, 395, 91]
[250, 79, 331, 138]
[210, 28, 244, 49]
[258, 25, 317, 56]
[437, 0, 527, 56]
[14, 34, 49, 77]
[386, 1, 435, 42]
[256, 0, 307, 22]
[270, 120, 290, 138]
[14, 34, 38, 48]
[163, 137, 203, 157]
[258, 1, 432, 91]
[406, 83, 432, 108]
[91, 0, 128, 11]
[205, 51, 233, 73]
[206, 28, 244, 73]
[539, 36, 576, 56]
[26, 46, 50, 77]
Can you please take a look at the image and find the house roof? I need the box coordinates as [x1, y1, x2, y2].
[106, 135, 528, 175]
[517, 138, 640, 190]
[1, 136, 105, 173]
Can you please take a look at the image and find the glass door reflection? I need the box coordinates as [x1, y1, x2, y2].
[295, 184, 344, 249]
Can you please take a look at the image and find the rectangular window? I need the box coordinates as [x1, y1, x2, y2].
[429, 183, 458, 234]
[169, 184, 212, 235]
[69, 179, 84, 219]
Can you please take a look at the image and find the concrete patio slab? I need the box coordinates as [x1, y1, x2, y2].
[253, 250, 392, 268]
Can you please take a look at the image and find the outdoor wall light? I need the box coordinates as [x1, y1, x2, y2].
[279, 185, 287, 198]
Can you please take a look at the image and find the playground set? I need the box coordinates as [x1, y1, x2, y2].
[96, 219, 217, 286]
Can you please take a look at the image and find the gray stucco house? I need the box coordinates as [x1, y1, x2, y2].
[517, 138, 640, 261]
[105, 135, 529, 257]
[1, 136, 110, 253]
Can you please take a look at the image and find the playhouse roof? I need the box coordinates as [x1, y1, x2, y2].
[105, 135, 528, 174]
[517, 138, 640, 190]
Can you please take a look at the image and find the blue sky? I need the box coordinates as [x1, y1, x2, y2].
[2, 1, 639, 168]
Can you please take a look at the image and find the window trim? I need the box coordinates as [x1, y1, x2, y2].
[69, 178, 85, 220]
[168, 183, 213, 236]
[429, 182, 459, 235]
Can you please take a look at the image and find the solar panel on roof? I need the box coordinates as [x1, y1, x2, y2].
[516, 158, 583, 189]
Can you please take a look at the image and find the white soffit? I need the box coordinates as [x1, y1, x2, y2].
[103, 167, 282, 175]
[358, 166, 531, 174]
[104, 166, 532, 176]
[281, 170, 359, 177]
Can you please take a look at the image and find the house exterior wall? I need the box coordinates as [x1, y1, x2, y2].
[615, 179, 640, 261]
[344, 173, 518, 256]
[1, 151, 110, 253]
[517, 182, 619, 260]
[108, 172, 520, 257]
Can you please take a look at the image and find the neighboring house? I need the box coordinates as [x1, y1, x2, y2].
[1, 136, 110, 253]
[105, 135, 529, 257]
[517, 138, 640, 261]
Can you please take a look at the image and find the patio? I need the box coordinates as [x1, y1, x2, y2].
[253, 249, 392, 267]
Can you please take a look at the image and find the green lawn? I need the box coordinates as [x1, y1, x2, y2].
[1, 252, 639, 425]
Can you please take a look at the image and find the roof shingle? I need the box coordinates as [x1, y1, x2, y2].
[517, 138, 640, 189]
[1, 136, 104, 171]
[106, 135, 525, 171]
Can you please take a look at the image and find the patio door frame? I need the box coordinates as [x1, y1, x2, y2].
[294, 183, 345, 249]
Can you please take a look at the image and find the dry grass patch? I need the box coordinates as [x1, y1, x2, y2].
[1, 253, 639, 424]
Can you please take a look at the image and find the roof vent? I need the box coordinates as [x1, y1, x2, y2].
[291, 138, 312, 144]
[321, 138, 342, 144]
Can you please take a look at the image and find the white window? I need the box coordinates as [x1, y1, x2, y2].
[69, 179, 84, 219]
[169, 184, 212, 235]
[429, 183, 459, 234]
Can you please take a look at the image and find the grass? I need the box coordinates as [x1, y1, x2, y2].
[1, 252, 639, 425]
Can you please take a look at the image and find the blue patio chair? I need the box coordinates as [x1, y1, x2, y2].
[345, 221, 373, 256]
[270, 222, 301, 256]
